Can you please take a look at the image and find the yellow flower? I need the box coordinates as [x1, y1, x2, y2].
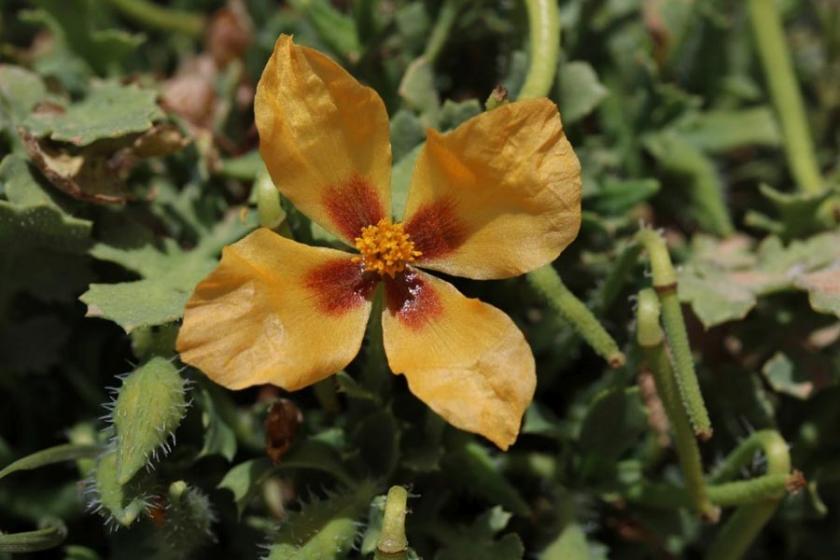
[176, 35, 582, 450]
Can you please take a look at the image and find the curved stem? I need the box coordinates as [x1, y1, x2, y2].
[636, 228, 712, 440]
[527, 265, 625, 367]
[424, 0, 461, 65]
[518, 0, 560, 99]
[748, 0, 822, 193]
[104, 0, 204, 37]
[637, 290, 716, 519]
[706, 430, 793, 560]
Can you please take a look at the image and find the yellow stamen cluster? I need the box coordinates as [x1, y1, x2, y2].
[352, 218, 421, 277]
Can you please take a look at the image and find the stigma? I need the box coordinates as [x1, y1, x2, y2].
[352, 218, 422, 277]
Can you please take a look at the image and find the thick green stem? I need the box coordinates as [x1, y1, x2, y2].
[706, 430, 792, 560]
[636, 228, 712, 440]
[748, 0, 822, 193]
[362, 287, 391, 396]
[518, 0, 560, 99]
[424, 0, 461, 64]
[527, 265, 625, 367]
[377, 486, 409, 555]
[104, 0, 204, 37]
[637, 290, 716, 519]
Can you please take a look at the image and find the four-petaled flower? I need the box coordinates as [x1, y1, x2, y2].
[176, 35, 581, 449]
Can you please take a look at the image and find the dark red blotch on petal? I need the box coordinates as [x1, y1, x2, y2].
[305, 259, 378, 315]
[404, 198, 468, 261]
[323, 175, 386, 240]
[384, 269, 442, 330]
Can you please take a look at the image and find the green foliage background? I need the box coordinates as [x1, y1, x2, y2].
[1, 0, 839, 558]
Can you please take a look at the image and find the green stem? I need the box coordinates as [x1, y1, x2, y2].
[518, 0, 560, 99]
[377, 486, 409, 555]
[707, 474, 791, 507]
[104, 0, 204, 37]
[636, 290, 716, 519]
[636, 228, 712, 440]
[706, 430, 792, 560]
[424, 0, 461, 64]
[591, 242, 641, 314]
[747, 0, 823, 194]
[362, 287, 391, 396]
[527, 265, 625, 367]
[313, 378, 341, 415]
[644, 132, 735, 237]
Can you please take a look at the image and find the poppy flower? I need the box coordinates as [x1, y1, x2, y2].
[176, 35, 581, 449]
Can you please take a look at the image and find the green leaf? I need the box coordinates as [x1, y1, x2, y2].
[589, 177, 660, 215]
[112, 358, 188, 484]
[557, 61, 608, 125]
[217, 458, 274, 517]
[64, 545, 102, 560]
[678, 232, 840, 326]
[288, 0, 362, 62]
[391, 144, 422, 219]
[399, 57, 440, 123]
[354, 410, 400, 477]
[26, 0, 144, 75]
[643, 130, 733, 236]
[279, 440, 356, 487]
[23, 82, 163, 146]
[438, 99, 482, 131]
[0, 444, 100, 481]
[81, 210, 256, 332]
[539, 524, 590, 560]
[335, 371, 380, 403]
[675, 107, 782, 153]
[0, 65, 49, 146]
[0, 155, 92, 253]
[435, 507, 524, 560]
[796, 267, 840, 318]
[196, 384, 238, 462]
[577, 387, 647, 480]
[0, 519, 67, 553]
[442, 442, 530, 516]
[762, 353, 814, 400]
[390, 110, 426, 163]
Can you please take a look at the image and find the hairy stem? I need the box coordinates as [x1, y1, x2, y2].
[748, 0, 822, 193]
[706, 430, 793, 560]
[636, 228, 712, 439]
[518, 0, 560, 99]
[636, 290, 716, 519]
[527, 265, 625, 367]
[104, 0, 204, 37]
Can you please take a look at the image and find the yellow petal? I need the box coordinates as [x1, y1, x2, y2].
[255, 35, 391, 243]
[381, 268, 536, 449]
[176, 229, 375, 390]
[403, 99, 581, 279]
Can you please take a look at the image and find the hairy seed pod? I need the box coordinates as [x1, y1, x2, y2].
[265, 481, 378, 560]
[112, 358, 188, 484]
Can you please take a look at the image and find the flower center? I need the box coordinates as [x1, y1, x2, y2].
[352, 218, 421, 277]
